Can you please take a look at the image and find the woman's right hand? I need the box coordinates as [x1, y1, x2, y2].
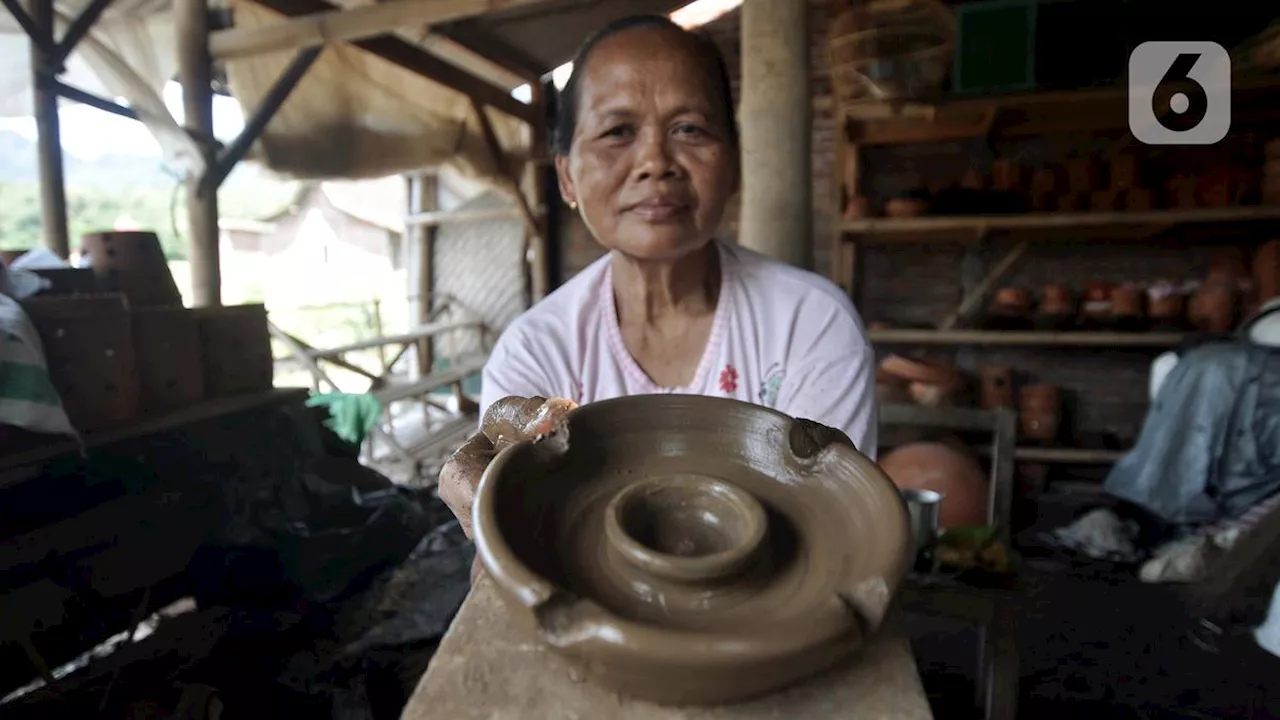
[438, 395, 577, 540]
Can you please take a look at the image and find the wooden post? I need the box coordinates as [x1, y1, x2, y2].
[524, 82, 549, 304]
[408, 172, 438, 378]
[177, 0, 221, 307]
[739, 0, 811, 269]
[28, 0, 70, 259]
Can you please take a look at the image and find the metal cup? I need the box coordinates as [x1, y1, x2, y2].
[900, 489, 943, 558]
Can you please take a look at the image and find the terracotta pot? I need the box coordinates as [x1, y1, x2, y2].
[1110, 284, 1146, 319]
[1019, 383, 1061, 441]
[1167, 175, 1199, 209]
[843, 195, 871, 220]
[1065, 157, 1101, 192]
[992, 160, 1024, 192]
[1091, 189, 1123, 211]
[1058, 191, 1090, 212]
[990, 287, 1033, 316]
[1147, 283, 1186, 322]
[1031, 167, 1061, 196]
[960, 170, 988, 190]
[1124, 188, 1155, 211]
[1109, 155, 1143, 189]
[879, 442, 989, 530]
[978, 365, 1015, 410]
[1040, 283, 1074, 316]
[1198, 168, 1234, 208]
[1254, 239, 1280, 304]
[884, 198, 927, 218]
[1081, 282, 1114, 320]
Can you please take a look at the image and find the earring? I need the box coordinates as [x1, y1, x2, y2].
[569, 200, 578, 210]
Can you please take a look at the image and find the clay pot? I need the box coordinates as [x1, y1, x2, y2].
[978, 365, 1015, 410]
[1198, 168, 1234, 208]
[1254, 239, 1280, 304]
[1167, 175, 1199, 209]
[843, 195, 871, 220]
[1065, 157, 1101, 192]
[1040, 283, 1074, 317]
[1091, 189, 1123, 211]
[880, 355, 958, 386]
[1058, 192, 1090, 212]
[473, 396, 912, 706]
[80, 231, 181, 307]
[908, 380, 959, 408]
[1019, 384, 1061, 442]
[1147, 282, 1186, 325]
[1109, 155, 1143, 189]
[1081, 282, 1114, 322]
[992, 160, 1024, 192]
[1110, 284, 1146, 320]
[990, 287, 1033, 316]
[1124, 188, 1155, 211]
[879, 442, 988, 530]
[960, 170, 988, 190]
[884, 197, 927, 218]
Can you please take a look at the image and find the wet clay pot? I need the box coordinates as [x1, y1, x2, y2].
[879, 442, 988, 530]
[473, 395, 912, 706]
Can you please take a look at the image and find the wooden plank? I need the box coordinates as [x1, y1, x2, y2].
[938, 241, 1027, 331]
[209, 0, 547, 61]
[304, 319, 482, 359]
[242, 0, 535, 123]
[972, 446, 1129, 464]
[868, 329, 1186, 348]
[402, 577, 935, 720]
[372, 354, 488, 404]
[405, 206, 524, 227]
[0, 389, 308, 477]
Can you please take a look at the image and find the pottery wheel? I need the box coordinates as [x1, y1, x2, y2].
[474, 395, 912, 706]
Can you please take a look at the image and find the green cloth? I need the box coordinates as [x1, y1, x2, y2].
[306, 392, 383, 445]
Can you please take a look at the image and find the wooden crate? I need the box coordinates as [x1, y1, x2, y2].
[193, 304, 273, 398]
[131, 306, 205, 415]
[21, 294, 139, 432]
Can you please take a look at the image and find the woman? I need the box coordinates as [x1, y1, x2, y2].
[440, 15, 876, 537]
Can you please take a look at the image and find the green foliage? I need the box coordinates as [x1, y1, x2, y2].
[0, 179, 297, 261]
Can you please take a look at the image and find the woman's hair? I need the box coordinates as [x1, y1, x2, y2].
[551, 15, 738, 156]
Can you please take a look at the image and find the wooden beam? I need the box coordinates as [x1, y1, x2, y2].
[243, 0, 536, 124]
[201, 46, 321, 193]
[210, 0, 544, 61]
[471, 98, 538, 235]
[55, 0, 114, 63]
[938, 240, 1027, 330]
[437, 24, 546, 81]
[52, 80, 138, 120]
[1, 0, 51, 53]
[405, 206, 523, 226]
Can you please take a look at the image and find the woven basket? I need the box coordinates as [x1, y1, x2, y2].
[828, 0, 956, 106]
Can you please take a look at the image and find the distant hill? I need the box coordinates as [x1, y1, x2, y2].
[0, 130, 180, 188]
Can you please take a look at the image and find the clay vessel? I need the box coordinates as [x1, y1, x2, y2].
[473, 395, 912, 706]
[879, 442, 988, 529]
[1019, 383, 1061, 441]
[978, 365, 1015, 409]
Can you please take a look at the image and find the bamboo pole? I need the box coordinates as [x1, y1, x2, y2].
[28, 0, 70, 259]
[209, 0, 545, 60]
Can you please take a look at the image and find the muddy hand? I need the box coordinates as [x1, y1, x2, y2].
[438, 395, 577, 540]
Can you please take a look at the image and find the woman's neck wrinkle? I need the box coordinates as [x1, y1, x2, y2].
[612, 244, 720, 326]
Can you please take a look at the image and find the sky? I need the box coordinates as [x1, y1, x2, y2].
[0, 0, 741, 162]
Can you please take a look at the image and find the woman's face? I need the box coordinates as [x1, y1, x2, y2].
[555, 27, 737, 262]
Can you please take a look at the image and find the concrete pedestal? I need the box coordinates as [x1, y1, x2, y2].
[401, 577, 935, 719]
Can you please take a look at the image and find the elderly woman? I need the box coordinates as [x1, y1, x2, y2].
[440, 15, 876, 536]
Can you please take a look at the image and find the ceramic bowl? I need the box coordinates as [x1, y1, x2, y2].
[473, 395, 912, 706]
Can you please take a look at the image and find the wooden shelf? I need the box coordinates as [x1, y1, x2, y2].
[974, 444, 1128, 464]
[868, 329, 1185, 347]
[839, 205, 1280, 244]
[840, 77, 1280, 146]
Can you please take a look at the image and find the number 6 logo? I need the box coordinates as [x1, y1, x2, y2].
[1128, 41, 1231, 145]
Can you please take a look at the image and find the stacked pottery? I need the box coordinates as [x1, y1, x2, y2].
[1079, 282, 1114, 329]
[1147, 281, 1188, 330]
[1063, 156, 1100, 211]
[1110, 283, 1146, 330]
[986, 287, 1034, 330]
[978, 365, 1015, 410]
[1036, 283, 1075, 329]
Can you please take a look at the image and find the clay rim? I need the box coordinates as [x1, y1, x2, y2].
[472, 395, 915, 659]
[602, 474, 769, 584]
